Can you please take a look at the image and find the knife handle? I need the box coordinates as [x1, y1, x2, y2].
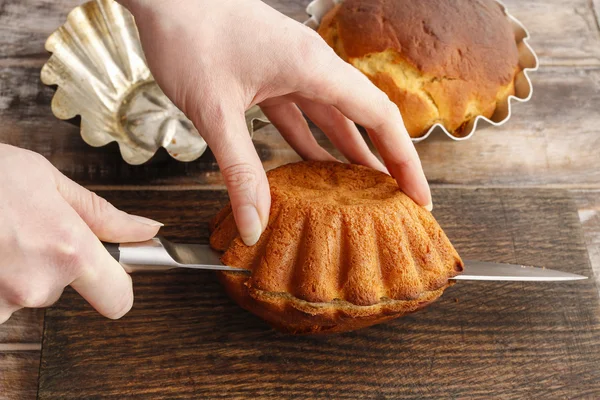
[101, 240, 178, 273]
[103, 242, 120, 262]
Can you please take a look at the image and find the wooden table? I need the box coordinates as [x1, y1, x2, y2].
[1, 0, 599, 398]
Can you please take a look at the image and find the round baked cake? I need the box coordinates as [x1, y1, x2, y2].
[210, 161, 463, 334]
[318, 0, 520, 138]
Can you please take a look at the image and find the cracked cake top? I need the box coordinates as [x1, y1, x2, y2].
[318, 0, 520, 137]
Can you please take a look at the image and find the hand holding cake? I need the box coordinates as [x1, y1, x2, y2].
[119, 0, 432, 246]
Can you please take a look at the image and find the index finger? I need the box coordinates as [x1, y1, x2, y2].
[298, 49, 432, 209]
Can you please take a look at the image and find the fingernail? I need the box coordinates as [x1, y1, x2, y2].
[375, 163, 390, 175]
[424, 202, 433, 212]
[236, 205, 263, 246]
[128, 214, 164, 227]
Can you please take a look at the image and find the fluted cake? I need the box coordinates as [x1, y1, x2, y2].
[210, 161, 463, 334]
[318, 0, 520, 138]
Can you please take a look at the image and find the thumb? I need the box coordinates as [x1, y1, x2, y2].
[51, 169, 162, 243]
[201, 111, 271, 246]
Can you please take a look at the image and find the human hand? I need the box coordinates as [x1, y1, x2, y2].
[120, 0, 431, 246]
[0, 144, 162, 324]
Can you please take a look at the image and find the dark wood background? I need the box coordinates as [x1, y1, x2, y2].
[38, 189, 600, 399]
[1, 0, 600, 188]
[0, 0, 599, 398]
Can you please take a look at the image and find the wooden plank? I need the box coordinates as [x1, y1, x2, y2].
[0, 0, 78, 62]
[0, 309, 44, 344]
[1, 189, 587, 400]
[2, 65, 600, 187]
[38, 188, 600, 399]
[574, 189, 600, 289]
[1, 0, 599, 66]
[509, 0, 600, 66]
[0, 352, 40, 400]
[417, 66, 600, 187]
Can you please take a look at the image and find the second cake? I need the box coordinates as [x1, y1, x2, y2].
[318, 0, 520, 138]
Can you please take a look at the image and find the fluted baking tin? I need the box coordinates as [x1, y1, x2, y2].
[41, 0, 269, 165]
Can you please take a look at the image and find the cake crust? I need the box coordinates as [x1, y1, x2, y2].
[318, 0, 520, 137]
[210, 162, 463, 333]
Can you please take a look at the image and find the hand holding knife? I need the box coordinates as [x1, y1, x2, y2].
[103, 237, 587, 282]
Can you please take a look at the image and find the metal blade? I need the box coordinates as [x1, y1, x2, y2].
[169, 247, 587, 281]
[455, 261, 588, 281]
[119, 238, 588, 281]
[162, 242, 232, 268]
[164, 242, 246, 272]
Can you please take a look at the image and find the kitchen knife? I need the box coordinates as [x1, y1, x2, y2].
[103, 237, 587, 281]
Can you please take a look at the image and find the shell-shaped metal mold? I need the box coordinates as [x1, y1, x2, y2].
[41, 0, 269, 165]
[304, 0, 539, 142]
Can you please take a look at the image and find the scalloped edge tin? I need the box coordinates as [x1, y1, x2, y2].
[41, 0, 270, 165]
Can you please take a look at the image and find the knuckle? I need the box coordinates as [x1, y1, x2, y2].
[89, 192, 112, 219]
[51, 228, 85, 273]
[182, 90, 229, 137]
[6, 148, 53, 178]
[23, 150, 57, 177]
[40, 292, 63, 308]
[372, 98, 401, 132]
[221, 163, 260, 195]
[8, 285, 47, 309]
[21, 147, 49, 165]
[199, 99, 229, 132]
[295, 32, 336, 74]
[295, 30, 318, 57]
[85, 192, 114, 232]
[323, 105, 346, 128]
[389, 156, 417, 173]
[381, 97, 400, 117]
[303, 28, 328, 52]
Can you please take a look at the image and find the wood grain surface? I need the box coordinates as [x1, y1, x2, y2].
[0, 0, 600, 190]
[1, 0, 599, 398]
[0, 352, 41, 400]
[0, 309, 44, 344]
[575, 190, 600, 289]
[2, 66, 600, 188]
[37, 188, 600, 399]
[2, 0, 600, 66]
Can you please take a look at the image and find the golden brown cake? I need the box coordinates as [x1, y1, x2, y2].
[210, 161, 463, 334]
[318, 0, 520, 138]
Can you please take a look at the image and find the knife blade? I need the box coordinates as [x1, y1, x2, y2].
[455, 261, 586, 281]
[103, 237, 587, 281]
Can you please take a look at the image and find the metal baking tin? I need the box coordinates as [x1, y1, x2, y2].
[41, 0, 270, 165]
[304, 0, 539, 142]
